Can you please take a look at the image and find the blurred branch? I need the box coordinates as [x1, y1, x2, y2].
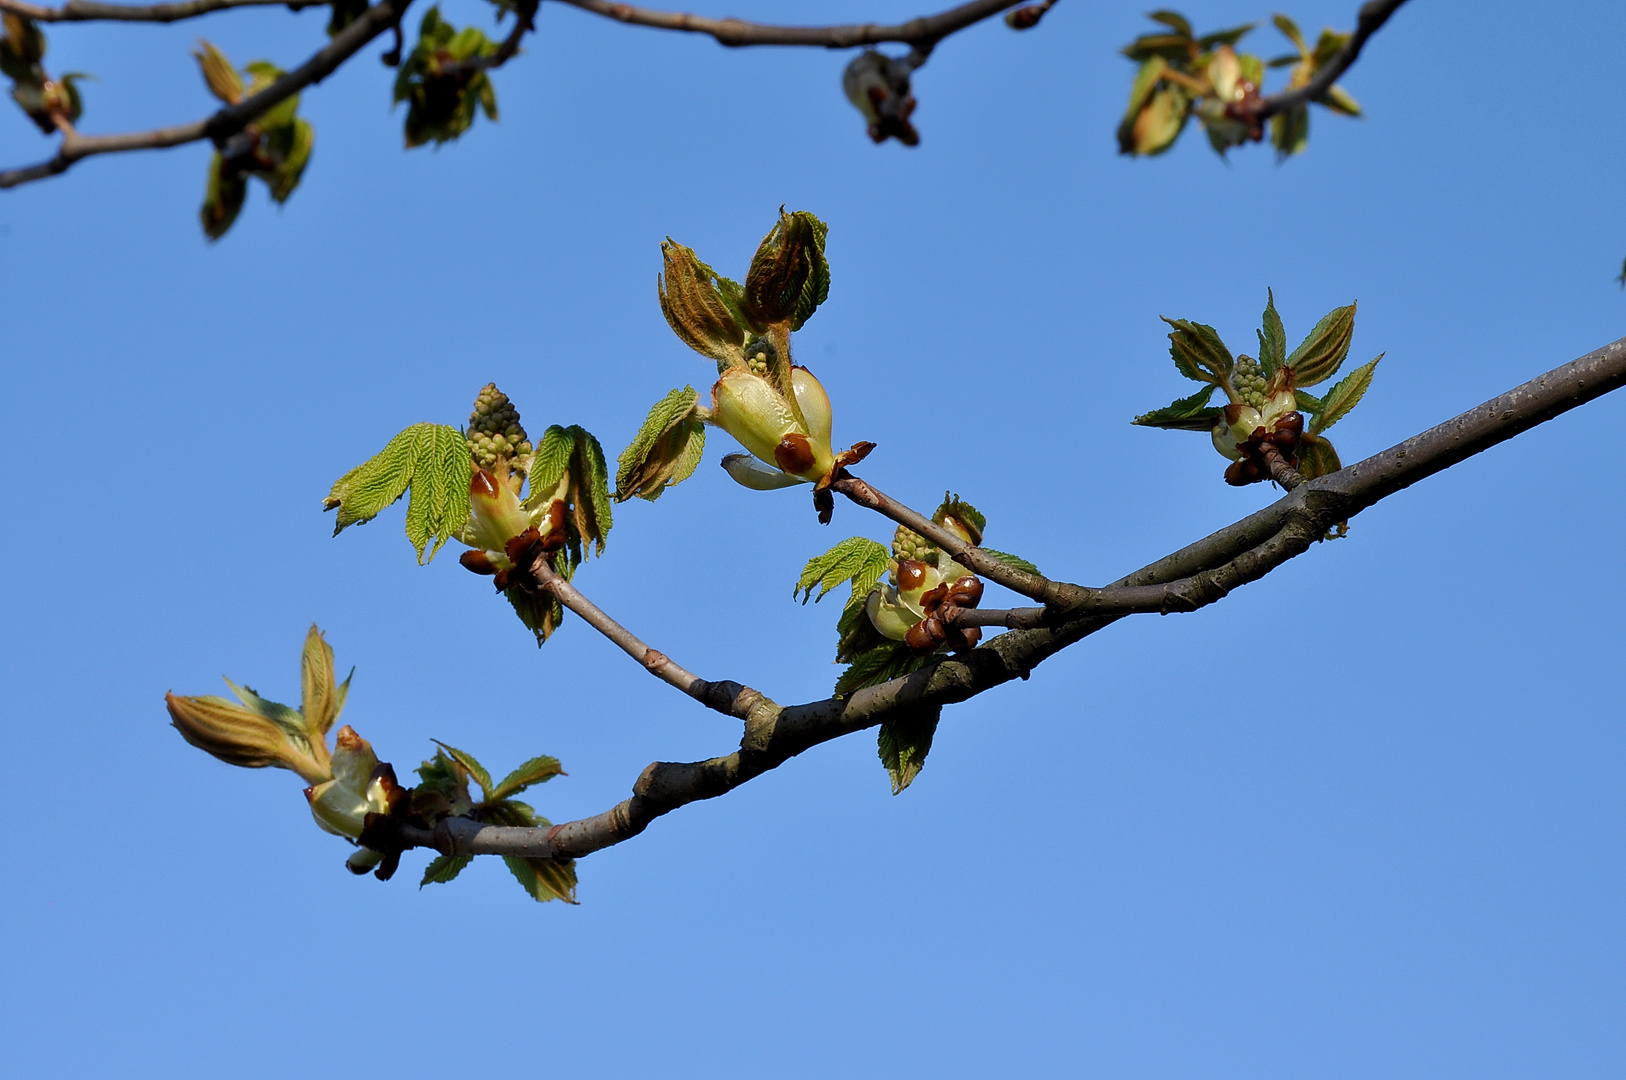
[0, 0, 298, 22]
[0, 0, 410, 189]
[404, 333, 1626, 863]
[549, 0, 1023, 49]
[1250, 0, 1409, 121]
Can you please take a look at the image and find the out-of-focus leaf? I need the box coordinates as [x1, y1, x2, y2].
[1271, 13, 1306, 52]
[200, 151, 245, 240]
[192, 39, 242, 104]
[1318, 84, 1361, 116]
[1271, 105, 1309, 160]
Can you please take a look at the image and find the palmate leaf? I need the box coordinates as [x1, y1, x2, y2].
[1133, 384, 1219, 430]
[1285, 302, 1356, 387]
[530, 425, 613, 562]
[878, 705, 941, 795]
[615, 386, 706, 502]
[432, 740, 493, 801]
[490, 754, 564, 801]
[1162, 317, 1234, 386]
[419, 854, 471, 888]
[324, 423, 474, 564]
[796, 537, 890, 605]
[1310, 355, 1381, 434]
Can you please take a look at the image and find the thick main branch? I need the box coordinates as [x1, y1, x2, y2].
[550, 0, 1021, 49]
[404, 334, 1626, 864]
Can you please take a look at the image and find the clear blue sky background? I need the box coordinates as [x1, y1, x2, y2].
[2, 1, 1623, 1075]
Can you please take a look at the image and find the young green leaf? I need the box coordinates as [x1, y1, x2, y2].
[980, 548, 1041, 576]
[432, 740, 493, 801]
[1294, 389, 1325, 414]
[1147, 10, 1192, 36]
[796, 537, 890, 605]
[324, 423, 475, 564]
[1257, 288, 1286, 377]
[506, 562, 566, 645]
[1285, 302, 1356, 387]
[615, 386, 706, 502]
[1132, 384, 1219, 430]
[1271, 12, 1306, 52]
[490, 754, 565, 802]
[878, 705, 941, 795]
[299, 623, 349, 743]
[419, 854, 471, 888]
[933, 493, 986, 545]
[530, 425, 613, 561]
[1309, 354, 1380, 434]
[1296, 432, 1343, 479]
[1319, 84, 1361, 116]
[1162, 317, 1235, 385]
[503, 855, 579, 904]
[834, 642, 934, 696]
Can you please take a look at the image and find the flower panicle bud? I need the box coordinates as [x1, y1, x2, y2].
[466, 383, 532, 487]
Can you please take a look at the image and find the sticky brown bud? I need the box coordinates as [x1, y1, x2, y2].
[1276, 411, 1304, 435]
[470, 469, 500, 500]
[918, 582, 950, 617]
[905, 621, 937, 654]
[953, 627, 982, 651]
[504, 526, 543, 564]
[949, 576, 983, 608]
[459, 549, 498, 575]
[773, 432, 817, 475]
[897, 559, 929, 592]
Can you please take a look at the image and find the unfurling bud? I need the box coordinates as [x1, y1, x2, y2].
[166, 688, 330, 784]
[193, 39, 243, 105]
[659, 240, 750, 367]
[711, 366, 836, 484]
[465, 468, 532, 552]
[743, 209, 830, 330]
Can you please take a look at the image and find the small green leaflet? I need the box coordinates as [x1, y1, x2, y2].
[981, 548, 1041, 577]
[1133, 384, 1219, 430]
[324, 423, 474, 564]
[432, 740, 493, 801]
[419, 854, 471, 888]
[503, 855, 579, 904]
[1295, 389, 1325, 415]
[1258, 289, 1287, 376]
[491, 754, 565, 802]
[615, 386, 706, 502]
[1310, 355, 1381, 434]
[790, 212, 830, 332]
[1297, 432, 1343, 479]
[1271, 12, 1306, 51]
[796, 537, 890, 605]
[219, 678, 315, 757]
[1163, 317, 1235, 386]
[529, 425, 613, 561]
[878, 705, 941, 795]
[1285, 302, 1356, 387]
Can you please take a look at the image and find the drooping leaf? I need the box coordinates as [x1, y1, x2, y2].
[1319, 84, 1361, 116]
[505, 559, 566, 646]
[432, 740, 492, 801]
[530, 425, 612, 563]
[1195, 23, 1255, 50]
[1310, 354, 1381, 434]
[1271, 12, 1306, 52]
[503, 855, 579, 904]
[1132, 384, 1219, 430]
[324, 423, 475, 564]
[490, 755, 565, 802]
[1285, 302, 1356, 387]
[1271, 104, 1309, 160]
[796, 537, 890, 605]
[1147, 10, 1192, 37]
[878, 705, 941, 795]
[615, 386, 705, 502]
[980, 548, 1041, 576]
[933, 494, 985, 546]
[1163, 317, 1234, 385]
[264, 117, 313, 203]
[419, 854, 471, 887]
[200, 152, 246, 240]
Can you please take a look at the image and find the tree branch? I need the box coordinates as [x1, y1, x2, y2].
[1250, 0, 1409, 121]
[523, 550, 764, 721]
[548, 0, 1022, 49]
[403, 333, 1626, 863]
[0, 0, 298, 22]
[0, 0, 410, 190]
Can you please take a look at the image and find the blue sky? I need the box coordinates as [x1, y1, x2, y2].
[2, 2, 1623, 1076]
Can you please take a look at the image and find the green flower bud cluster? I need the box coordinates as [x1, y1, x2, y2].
[892, 524, 938, 564]
[466, 382, 532, 471]
[744, 337, 776, 377]
[1230, 355, 1268, 409]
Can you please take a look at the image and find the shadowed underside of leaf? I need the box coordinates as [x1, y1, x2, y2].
[615, 386, 705, 502]
[878, 705, 941, 794]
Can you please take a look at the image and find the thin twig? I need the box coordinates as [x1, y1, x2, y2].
[525, 550, 763, 721]
[1250, 0, 1409, 121]
[0, 0, 411, 190]
[401, 334, 1626, 863]
[0, 0, 298, 22]
[549, 0, 1021, 49]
